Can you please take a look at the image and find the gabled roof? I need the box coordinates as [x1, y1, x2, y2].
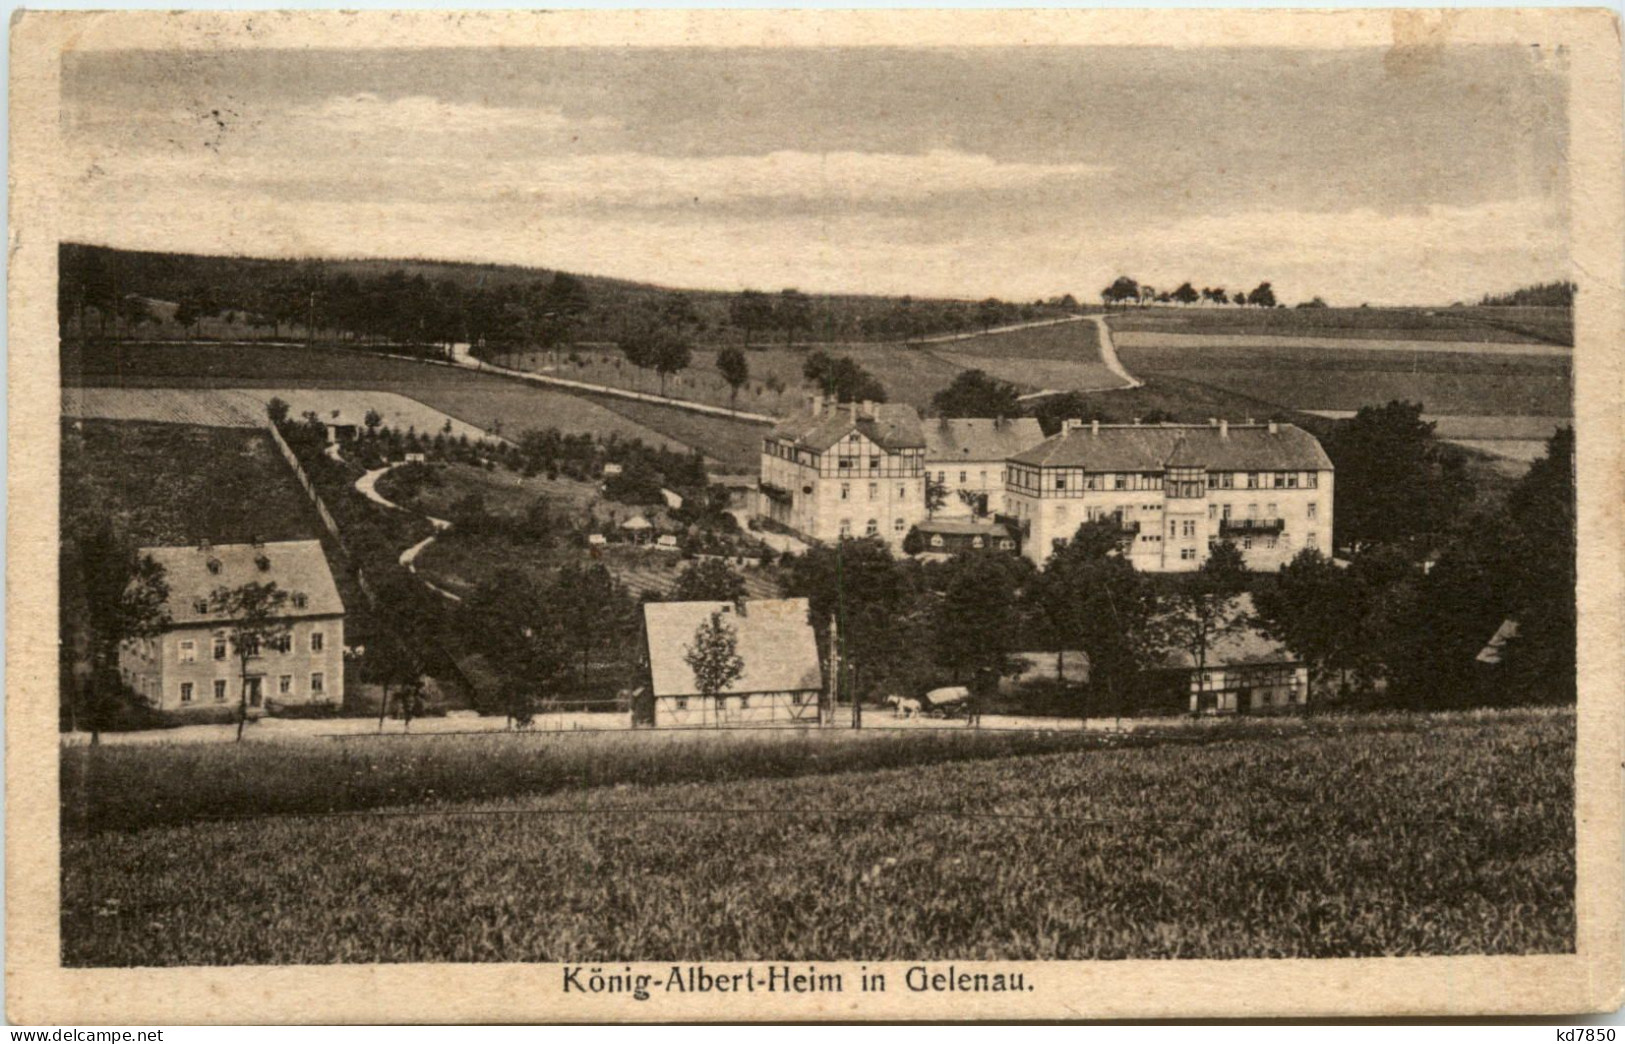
[922, 417, 1046, 463]
[140, 539, 345, 627]
[769, 402, 925, 453]
[914, 519, 1013, 538]
[1009, 423, 1333, 472]
[643, 598, 823, 697]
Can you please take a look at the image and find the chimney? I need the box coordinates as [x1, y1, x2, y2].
[1268, 420, 1279, 435]
[1090, 419, 1100, 436]
[849, 400, 859, 422]
[861, 399, 875, 420]
[809, 394, 824, 418]
[1219, 419, 1229, 439]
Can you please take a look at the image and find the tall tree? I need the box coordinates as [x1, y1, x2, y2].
[931, 369, 1021, 418]
[208, 580, 294, 742]
[1324, 400, 1470, 553]
[1029, 519, 1156, 723]
[684, 612, 745, 726]
[1101, 275, 1140, 309]
[785, 538, 918, 703]
[66, 523, 171, 743]
[1497, 427, 1576, 703]
[553, 562, 635, 689]
[1252, 547, 1356, 701]
[729, 289, 773, 348]
[716, 346, 750, 410]
[1172, 282, 1200, 306]
[930, 553, 1025, 700]
[1154, 541, 1251, 711]
[776, 289, 812, 349]
[461, 568, 571, 724]
[672, 558, 748, 604]
[1247, 282, 1277, 309]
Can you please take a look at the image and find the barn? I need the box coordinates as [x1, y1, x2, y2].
[641, 598, 824, 727]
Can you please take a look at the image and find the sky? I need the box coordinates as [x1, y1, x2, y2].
[60, 45, 1570, 305]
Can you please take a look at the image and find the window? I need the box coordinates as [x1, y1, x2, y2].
[840, 483, 850, 501]
[1307, 502, 1318, 520]
[193, 598, 209, 614]
[1114, 474, 1127, 490]
[865, 519, 879, 537]
[1055, 475, 1067, 491]
[1180, 547, 1197, 561]
[1169, 520, 1178, 537]
[1208, 505, 1217, 521]
[839, 519, 852, 538]
[1249, 503, 1259, 518]
[868, 482, 878, 500]
[279, 674, 293, 695]
[1247, 473, 1259, 489]
[979, 470, 988, 485]
[897, 485, 906, 500]
[1182, 520, 1196, 538]
[675, 696, 688, 710]
[999, 539, 1013, 550]
[1267, 503, 1278, 518]
[959, 471, 968, 484]
[894, 518, 906, 533]
[869, 456, 880, 470]
[310, 632, 325, 653]
[241, 635, 260, 658]
[1306, 472, 1319, 489]
[292, 593, 308, 609]
[213, 679, 228, 702]
[937, 471, 946, 483]
[273, 634, 292, 654]
[178, 640, 196, 664]
[1222, 503, 1233, 520]
[739, 695, 751, 709]
[931, 535, 945, 548]
[1307, 531, 1319, 547]
[310, 672, 325, 695]
[1242, 537, 1253, 550]
[180, 682, 194, 703]
[213, 637, 228, 661]
[1286, 473, 1299, 489]
[972, 536, 984, 548]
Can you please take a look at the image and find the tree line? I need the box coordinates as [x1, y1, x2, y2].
[1101, 276, 1281, 309]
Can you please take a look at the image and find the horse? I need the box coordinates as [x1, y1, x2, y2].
[883, 694, 922, 719]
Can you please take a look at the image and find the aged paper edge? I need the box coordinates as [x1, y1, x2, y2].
[7, 8, 1623, 1024]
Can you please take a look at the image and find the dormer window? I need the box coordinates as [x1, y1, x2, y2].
[206, 557, 222, 575]
[292, 593, 308, 609]
[193, 598, 209, 614]
[255, 554, 271, 572]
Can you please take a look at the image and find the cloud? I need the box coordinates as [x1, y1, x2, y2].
[285, 92, 619, 138]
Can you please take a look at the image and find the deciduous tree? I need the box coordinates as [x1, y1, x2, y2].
[684, 611, 745, 725]
[208, 580, 294, 742]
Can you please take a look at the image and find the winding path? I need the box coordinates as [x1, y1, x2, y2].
[356, 464, 462, 603]
[1090, 314, 1143, 389]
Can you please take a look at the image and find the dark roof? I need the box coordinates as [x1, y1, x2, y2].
[1009, 422, 1332, 472]
[643, 598, 823, 697]
[922, 417, 1046, 463]
[915, 519, 1013, 538]
[769, 402, 925, 452]
[140, 540, 345, 626]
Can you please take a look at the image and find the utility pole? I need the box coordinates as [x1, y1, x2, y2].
[839, 543, 859, 730]
[825, 613, 839, 727]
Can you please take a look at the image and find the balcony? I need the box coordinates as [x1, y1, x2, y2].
[758, 482, 793, 504]
[1219, 518, 1285, 536]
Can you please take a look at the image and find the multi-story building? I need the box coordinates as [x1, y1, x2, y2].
[118, 539, 346, 713]
[758, 397, 927, 550]
[922, 416, 1048, 518]
[1003, 419, 1333, 571]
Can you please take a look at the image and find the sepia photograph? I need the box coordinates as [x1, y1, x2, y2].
[9, 7, 1622, 1024]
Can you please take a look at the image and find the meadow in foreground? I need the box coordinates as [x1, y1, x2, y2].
[62, 709, 1573, 965]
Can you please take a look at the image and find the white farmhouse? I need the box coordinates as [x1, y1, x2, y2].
[758, 397, 928, 550]
[641, 598, 824, 727]
[1004, 419, 1334, 571]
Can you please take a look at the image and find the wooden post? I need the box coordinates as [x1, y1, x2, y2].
[825, 613, 839, 727]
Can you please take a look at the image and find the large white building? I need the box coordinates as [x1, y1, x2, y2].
[758, 398, 927, 551]
[921, 416, 1048, 519]
[1004, 419, 1334, 571]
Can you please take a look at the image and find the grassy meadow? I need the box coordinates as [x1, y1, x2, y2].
[1108, 305, 1572, 346]
[62, 709, 1573, 965]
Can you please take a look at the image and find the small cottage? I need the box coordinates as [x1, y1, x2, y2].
[641, 598, 823, 727]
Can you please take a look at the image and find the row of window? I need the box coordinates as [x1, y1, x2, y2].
[178, 673, 326, 703]
[935, 469, 998, 487]
[1011, 469, 1323, 495]
[839, 482, 912, 502]
[670, 691, 813, 711]
[178, 631, 326, 662]
[838, 518, 909, 538]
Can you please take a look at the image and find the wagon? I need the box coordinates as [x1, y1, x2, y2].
[920, 686, 972, 718]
